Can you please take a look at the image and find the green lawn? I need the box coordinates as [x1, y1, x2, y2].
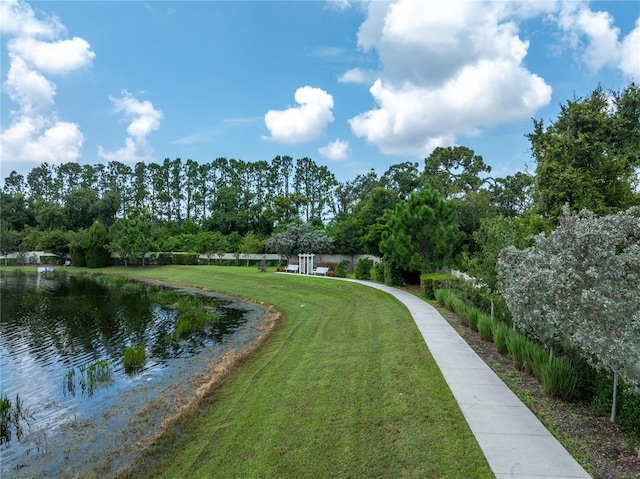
[91, 266, 492, 479]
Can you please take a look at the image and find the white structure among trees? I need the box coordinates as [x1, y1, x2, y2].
[298, 253, 315, 275]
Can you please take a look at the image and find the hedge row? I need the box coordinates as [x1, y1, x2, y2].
[431, 286, 640, 441]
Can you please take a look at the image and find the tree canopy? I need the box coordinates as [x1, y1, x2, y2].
[380, 187, 461, 273]
[529, 83, 640, 219]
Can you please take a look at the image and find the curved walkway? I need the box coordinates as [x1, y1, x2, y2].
[342, 278, 591, 479]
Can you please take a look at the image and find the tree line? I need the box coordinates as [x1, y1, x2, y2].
[1, 82, 639, 426]
[1, 83, 638, 272]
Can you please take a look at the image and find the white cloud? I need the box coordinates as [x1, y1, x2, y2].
[348, 0, 552, 157]
[0, 0, 64, 38]
[0, 116, 83, 166]
[110, 90, 163, 139]
[555, 1, 639, 78]
[98, 90, 163, 163]
[338, 68, 375, 84]
[264, 86, 335, 144]
[319, 139, 350, 160]
[9, 36, 95, 74]
[621, 18, 640, 79]
[4, 55, 55, 115]
[98, 137, 150, 164]
[0, 0, 93, 166]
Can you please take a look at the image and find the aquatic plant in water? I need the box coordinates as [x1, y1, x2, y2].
[171, 298, 216, 340]
[63, 359, 114, 397]
[0, 394, 33, 445]
[123, 346, 146, 373]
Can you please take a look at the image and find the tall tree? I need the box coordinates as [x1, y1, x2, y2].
[84, 221, 110, 268]
[183, 159, 199, 221]
[327, 216, 363, 259]
[56, 162, 83, 201]
[3, 171, 25, 195]
[194, 162, 212, 221]
[381, 161, 422, 199]
[108, 210, 155, 266]
[62, 188, 100, 230]
[0, 191, 33, 231]
[355, 186, 399, 257]
[423, 146, 492, 198]
[27, 163, 55, 201]
[294, 157, 337, 223]
[331, 169, 381, 219]
[106, 161, 132, 217]
[529, 83, 640, 218]
[169, 158, 185, 223]
[269, 155, 294, 198]
[380, 187, 461, 273]
[132, 162, 148, 211]
[0, 220, 18, 259]
[492, 172, 536, 218]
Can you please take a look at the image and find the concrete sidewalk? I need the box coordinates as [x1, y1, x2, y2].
[344, 279, 591, 479]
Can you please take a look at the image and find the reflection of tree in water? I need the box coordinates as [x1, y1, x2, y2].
[2, 273, 253, 367]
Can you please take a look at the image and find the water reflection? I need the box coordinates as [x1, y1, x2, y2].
[0, 270, 264, 475]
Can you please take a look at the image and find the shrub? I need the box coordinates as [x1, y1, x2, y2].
[433, 289, 466, 319]
[157, 253, 173, 265]
[123, 345, 146, 373]
[382, 260, 405, 287]
[450, 296, 467, 319]
[458, 283, 512, 325]
[171, 253, 199, 265]
[334, 259, 349, 278]
[526, 342, 550, 378]
[590, 372, 640, 438]
[465, 306, 482, 331]
[355, 258, 374, 280]
[477, 313, 493, 341]
[421, 273, 464, 300]
[617, 385, 640, 440]
[507, 332, 530, 369]
[434, 288, 452, 307]
[69, 246, 86, 267]
[540, 357, 578, 401]
[492, 322, 511, 354]
[591, 371, 615, 416]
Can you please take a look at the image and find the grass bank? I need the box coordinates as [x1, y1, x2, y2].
[82, 266, 492, 478]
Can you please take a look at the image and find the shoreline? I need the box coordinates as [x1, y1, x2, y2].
[3, 274, 280, 478]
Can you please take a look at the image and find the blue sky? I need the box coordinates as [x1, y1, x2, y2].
[1, 0, 639, 184]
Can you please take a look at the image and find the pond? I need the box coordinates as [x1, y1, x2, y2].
[0, 269, 267, 477]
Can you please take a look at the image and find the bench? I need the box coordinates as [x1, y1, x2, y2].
[313, 266, 329, 276]
[285, 264, 299, 273]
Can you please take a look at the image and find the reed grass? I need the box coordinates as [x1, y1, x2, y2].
[540, 357, 578, 401]
[507, 331, 530, 369]
[477, 313, 494, 341]
[492, 321, 511, 354]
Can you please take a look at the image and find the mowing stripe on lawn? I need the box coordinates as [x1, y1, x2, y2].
[97, 266, 493, 479]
